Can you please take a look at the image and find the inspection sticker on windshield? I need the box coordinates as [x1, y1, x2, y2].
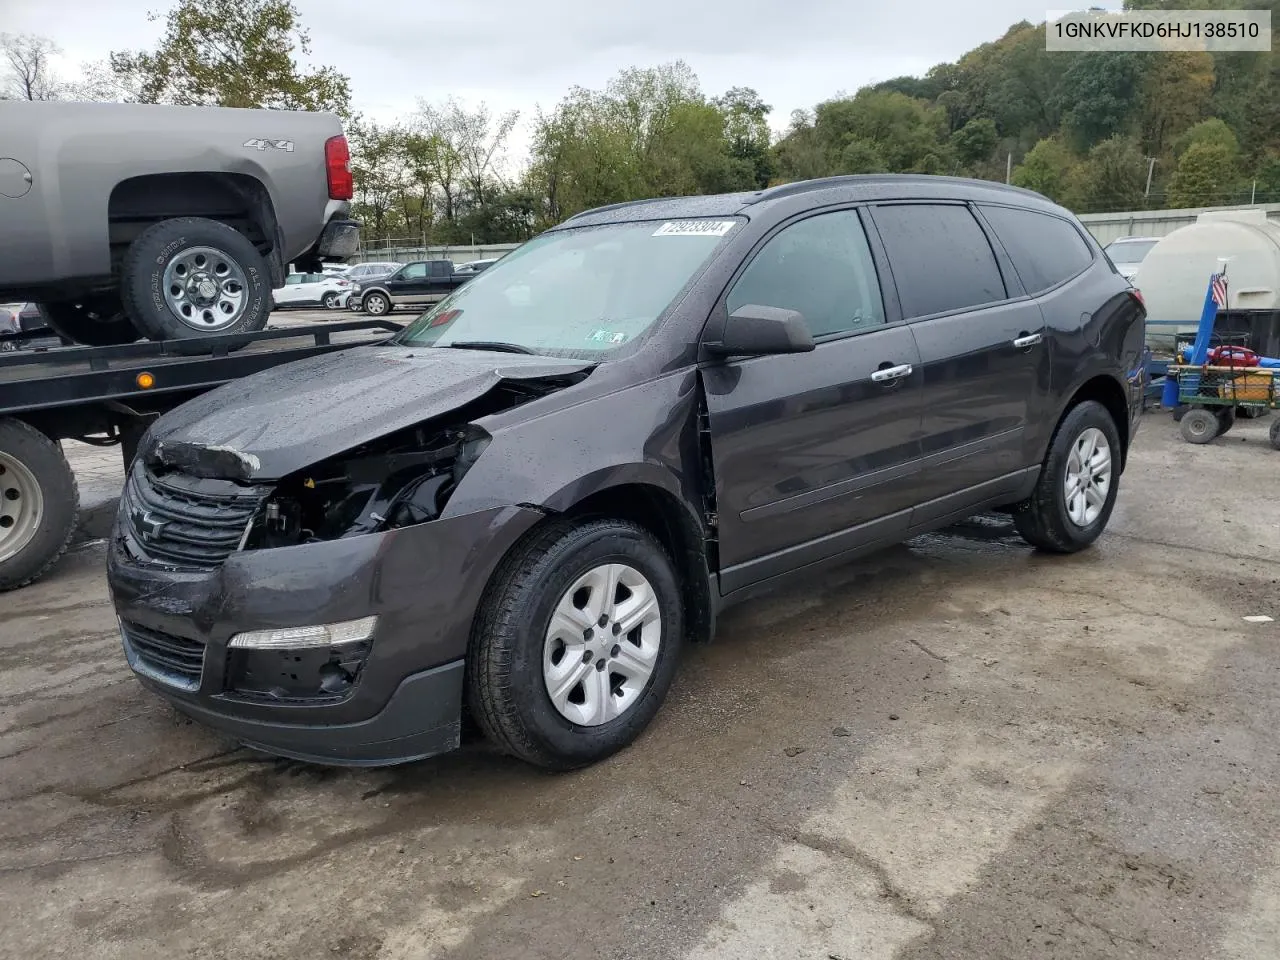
[652, 220, 736, 237]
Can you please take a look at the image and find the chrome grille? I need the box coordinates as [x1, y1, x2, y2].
[122, 465, 267, 569]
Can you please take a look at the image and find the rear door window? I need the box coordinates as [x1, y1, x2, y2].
[980, 205, 1094, 295]
[870, 204, 1007, 319]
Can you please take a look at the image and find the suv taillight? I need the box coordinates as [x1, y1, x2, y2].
[325, 135, 353, 201]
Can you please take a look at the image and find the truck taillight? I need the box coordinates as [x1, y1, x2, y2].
[1131, 287, 1144, 308]
[325, 135, 353, 201]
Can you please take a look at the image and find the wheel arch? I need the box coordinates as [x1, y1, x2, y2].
[1056, 373, 1131, 467]
[108, 172, 284, 286]
[500, 479, 716, 647]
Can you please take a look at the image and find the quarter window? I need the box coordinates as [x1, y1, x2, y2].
[726, 210, 886, 338]
[871, 204, 1007, 319]
[980, 204, 1094, 295]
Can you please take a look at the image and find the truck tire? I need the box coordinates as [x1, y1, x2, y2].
[0, 418, 79, 592]
[362, 291, 390, 315]
[120, 217, 271, 350]
[37, 296, 142, 346]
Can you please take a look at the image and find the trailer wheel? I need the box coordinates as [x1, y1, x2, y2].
[0, 419, 79, 592]
[37, 297, 142, 346]
[1215, 406, 1237, 436]
[121, 217, 271, 351]
[1270, 419, 1280, 451]
[1179, 408, 1218, 444]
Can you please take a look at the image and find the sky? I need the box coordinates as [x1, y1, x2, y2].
[5, 0, 1079, 171]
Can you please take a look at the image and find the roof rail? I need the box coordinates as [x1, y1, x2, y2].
[749, 174, 1042, 205]
[561, 195, 695, 223]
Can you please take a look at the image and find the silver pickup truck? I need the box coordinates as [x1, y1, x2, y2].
[0, 101, 359, 347]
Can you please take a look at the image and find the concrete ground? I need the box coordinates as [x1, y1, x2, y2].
[3, 411, 1279, 960]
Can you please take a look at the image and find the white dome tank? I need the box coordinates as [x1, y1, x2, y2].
[1134, 209, 1280, 337]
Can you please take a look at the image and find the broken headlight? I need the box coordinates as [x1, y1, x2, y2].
[243, 424, 491, 549]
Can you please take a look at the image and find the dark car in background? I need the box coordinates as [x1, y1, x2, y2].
[107, 175, 1145, 773]
[352, 259, 474, 315]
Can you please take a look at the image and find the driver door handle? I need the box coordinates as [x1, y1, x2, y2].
[1013, 332, 1043, 349]
[871, 363, 913, 383]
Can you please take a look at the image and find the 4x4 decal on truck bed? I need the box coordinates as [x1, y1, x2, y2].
[242, 138, 295, 152]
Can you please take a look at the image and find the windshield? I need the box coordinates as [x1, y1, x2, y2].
[1106, 239, 1157, 264]
[395, 218, 740, 359]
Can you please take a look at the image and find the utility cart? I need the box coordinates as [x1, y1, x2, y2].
[1166, 357, 1280, 448]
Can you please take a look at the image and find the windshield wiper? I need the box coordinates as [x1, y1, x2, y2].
[440, 341, 537, 355]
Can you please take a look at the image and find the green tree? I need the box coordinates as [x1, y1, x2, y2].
[1055, 53, 1143, 149]
[110, 0, 350, 114]
[951, 118, 998, 168]
[1011, 136, 1077, 203]
[1172, 117, 1240, 161]
[1167, 142, 1240, 207]
[713, 86, 775, 188]
[1065, 135, 1146, 212]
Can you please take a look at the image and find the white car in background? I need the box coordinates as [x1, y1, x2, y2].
[272, 271, 354, 310]
[1103, 236, 1160, 281]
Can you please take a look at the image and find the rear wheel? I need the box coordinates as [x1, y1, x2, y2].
[0, 419, 78, 591]
[36, 296, 141, 346]
[1013, 400, 1121, 554]
[120, 217, 271, 350]
[1270, 419, 1280, 451]
[468, 518, 683, 770]
[1180, 408, 1218, 444]
[323, 291, 343, 310]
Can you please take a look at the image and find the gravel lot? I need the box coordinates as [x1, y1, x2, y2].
[3, 410, 1280, 960]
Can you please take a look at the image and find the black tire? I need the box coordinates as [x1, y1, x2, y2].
[467, 518, 684, 770]
[1215, 406, 1237, 436]
[322, 292, 343, 310]
[1013, 400, 1122, 554]
[362, 291, 391, 315]
[1270, 418, 1280, 451]
[1180, 408, 1218, 444]
[0, 418, 79, 591]
[1171, 404, 1187, 422]
[36, 296, 142, 346]
[120, 217, 271, 350]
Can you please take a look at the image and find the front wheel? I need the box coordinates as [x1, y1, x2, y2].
[36, 296, 141, 346]
[1269, 418, 1280, 451]
[468, 518, 684, 770]
[0, 418, 79, 591]
[1180, 408, 1218, 444]
[1013, 400, 1122, 554]
[362, 292, 390, 315]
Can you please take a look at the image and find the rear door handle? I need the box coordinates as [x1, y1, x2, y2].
[1013, 333, 1043, 349]
[871, 363, 913, 383]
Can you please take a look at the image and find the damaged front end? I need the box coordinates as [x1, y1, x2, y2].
[244, 422, 492, 550]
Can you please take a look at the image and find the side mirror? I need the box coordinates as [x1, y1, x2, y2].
[704, 305, 815, 357]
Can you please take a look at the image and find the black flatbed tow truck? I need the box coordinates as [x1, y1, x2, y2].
[0, 318, 404, 590]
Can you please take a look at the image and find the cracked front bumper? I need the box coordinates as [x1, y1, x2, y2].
[107, 503, 544, 766]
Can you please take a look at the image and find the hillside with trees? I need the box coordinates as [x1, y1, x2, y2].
[4, 0, 1279, 247]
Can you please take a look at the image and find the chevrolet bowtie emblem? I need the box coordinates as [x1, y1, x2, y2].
[136, 511, 167, 540]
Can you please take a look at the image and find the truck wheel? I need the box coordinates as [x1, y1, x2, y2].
[0, 419, 79, 592]
[1012, 400, 1121, 554]
[121, 217, 271, 349]
[468, 518, 684, 770]
[37, 296, 142, 346]
[363, 292, 390, 315]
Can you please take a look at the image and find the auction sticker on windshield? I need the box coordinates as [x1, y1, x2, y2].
[652, 220, 736, 237]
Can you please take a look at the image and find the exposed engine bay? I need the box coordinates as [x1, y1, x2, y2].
[239, 377, 579, 549]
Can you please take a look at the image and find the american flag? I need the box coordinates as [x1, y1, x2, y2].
[1211, 272, 1228, 309]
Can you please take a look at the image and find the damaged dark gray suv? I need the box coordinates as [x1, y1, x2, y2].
[107, 175, 1146, 770]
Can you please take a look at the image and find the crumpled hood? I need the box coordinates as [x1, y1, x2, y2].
[147, 345, 593, 481]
